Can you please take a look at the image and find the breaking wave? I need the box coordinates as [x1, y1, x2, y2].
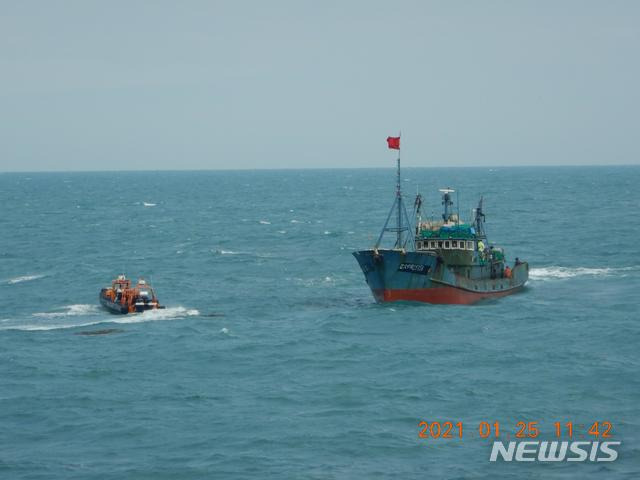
[7, 274, 46, 285]
[143, 202, 156, 207]
[529, 266, 638, 281]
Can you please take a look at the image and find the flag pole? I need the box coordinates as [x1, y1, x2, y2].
[396, 131, 402, 248]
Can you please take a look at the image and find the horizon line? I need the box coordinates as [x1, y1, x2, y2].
[2, 163, 639, 174]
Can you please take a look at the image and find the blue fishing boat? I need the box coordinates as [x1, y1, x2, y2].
[353, 137, 528, 304]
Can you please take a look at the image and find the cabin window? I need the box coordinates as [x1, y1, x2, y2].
[430, 241, 437, 249]
[438, 241, 443, 248]
[416, 241, 422, 249]
[452, 240, 458, 248]
[444, 240, 450, 249]
[467, 241, 474, 250]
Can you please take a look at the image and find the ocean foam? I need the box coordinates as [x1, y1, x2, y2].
[259, 220, 271, 225]
[1, 306, 199, 332]
[32, 304, 101, 318]
[529, 266, 637, 281]
[7, 274, 45, 285]
[215, 249, 242, 255]
[109, 306, 200, 324]
[8, 320, 104, 331]
[143, 202, 156, 207]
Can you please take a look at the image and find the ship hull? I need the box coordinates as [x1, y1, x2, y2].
[99, 291, 129, 314]
[353, 249, 528, 305]
[99, 290, 164, 314]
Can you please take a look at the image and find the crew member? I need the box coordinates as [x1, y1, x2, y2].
[504, 265, 512, 278]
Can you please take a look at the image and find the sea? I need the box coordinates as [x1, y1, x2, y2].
[1, 166, 638, 479]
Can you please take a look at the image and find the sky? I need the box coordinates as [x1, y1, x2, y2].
[1, 0, 639, 171]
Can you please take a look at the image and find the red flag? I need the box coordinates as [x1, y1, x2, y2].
[387, 136, 400, 150]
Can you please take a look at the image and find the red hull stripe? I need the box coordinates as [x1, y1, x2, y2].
[373, 285, 522, 305]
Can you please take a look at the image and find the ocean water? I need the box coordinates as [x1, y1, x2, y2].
[0, 166, 638, 479]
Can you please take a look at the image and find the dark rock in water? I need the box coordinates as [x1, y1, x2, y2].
[75, 328, 124, 336]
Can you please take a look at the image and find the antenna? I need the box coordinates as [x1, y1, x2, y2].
[439, 188, 455, 222]
[474, 196, 487, 239]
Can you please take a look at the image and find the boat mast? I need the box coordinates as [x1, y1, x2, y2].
[375, 133, 413, 250]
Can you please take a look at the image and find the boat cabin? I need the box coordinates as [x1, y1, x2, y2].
[416, 237, 476, 251]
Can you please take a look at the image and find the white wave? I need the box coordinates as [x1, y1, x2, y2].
[143, 202, 156, 207]
[289, 275, 342, 287]
[7, 274, 45, 285]
[4, 320, 105, 332]
[529, 266, 637, 281]
[259, 220, 271, 225]
[3, 306, 199, 332]
[109, 306, 199, 324]
[32, 304, 100, 318]
[290, 219, 301, 223]
[214, 249, 242, 255]
[220, 327, 229, 335]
